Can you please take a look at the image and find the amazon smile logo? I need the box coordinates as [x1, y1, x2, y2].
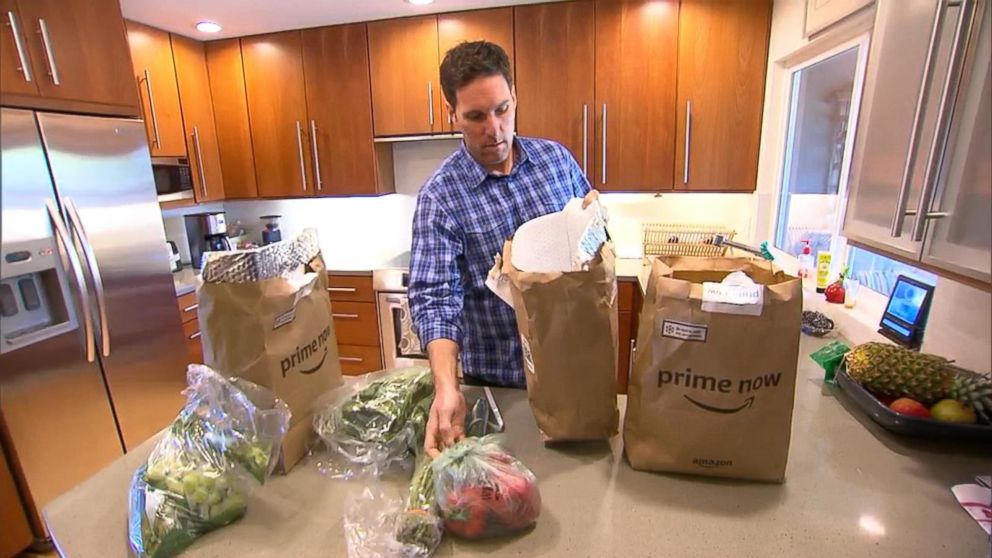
[280, 325, 332, 377]
[657, 368, 783, 414]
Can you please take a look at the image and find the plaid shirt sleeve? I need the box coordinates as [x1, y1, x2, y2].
[409, 189, 464, 348]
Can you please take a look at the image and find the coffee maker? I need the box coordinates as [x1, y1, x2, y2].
[184, 212, 232, 269]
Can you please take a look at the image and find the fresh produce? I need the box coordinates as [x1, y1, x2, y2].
[314, 367, 434, 472]
[844, 342, 991, 423]
[432, 435, 541, 539]
[889, 398, 931, 418]
[394, 457, 443, 555]
[128, 365, 290, 558]
[824, 267, 848, 304]
[930, 399, 978, 424]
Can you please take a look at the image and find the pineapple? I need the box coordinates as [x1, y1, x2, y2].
[844, 342, 992, 424]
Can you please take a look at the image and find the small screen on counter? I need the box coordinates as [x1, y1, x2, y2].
[878, 275, 934, 348]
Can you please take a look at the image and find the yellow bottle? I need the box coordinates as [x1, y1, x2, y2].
[815, 252, 832, 294]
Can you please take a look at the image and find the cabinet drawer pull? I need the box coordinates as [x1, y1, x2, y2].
[332, 313, 360, 319]
[183, 303, 199, 312]
[340, 356, 364, 363]
[327, 287, 358, 293]
[295, 120, 308, 191]
[310, 119, 323, 191]
[683, 100, 692, 185]
[191, 126, 207, 198]
[428, 82, 435, 126]
[6, 12, 31, 82]
[582, 104, 588, 177]
[37, 18, 59, 85]
[189, 331, 201, 340]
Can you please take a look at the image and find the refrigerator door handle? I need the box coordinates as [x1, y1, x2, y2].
[45, 199, 95, 363]
[64, 198, 110, 358]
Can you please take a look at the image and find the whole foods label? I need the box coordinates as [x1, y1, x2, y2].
[273, 308, 296, 330]
[660, 319, 708, 342]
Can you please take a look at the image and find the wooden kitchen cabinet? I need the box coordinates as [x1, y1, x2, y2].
[181, 318, 203, 365]
[2, 0, 137, 114]
[674, 0, 772, 192]
[172, 34, 225, 202]
[368, 16, 445, 136]
[437, 8, 515, 132]
[595, 0, 680, 192]
[302, 24, 392, 196]
[241, 31, 314, 198]
[125, 20, 186, 157]
[616, 280, 640, 395]
[0, 436, 34, 558]
[0, 0, 38, 96]
[327, 273, 382, 375]
[204, 39, 259, 199]
[515, 1, 596, 178]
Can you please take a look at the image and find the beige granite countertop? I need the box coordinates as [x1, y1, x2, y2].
[173, 266, 200, 297]
[44, 336, 990, 557]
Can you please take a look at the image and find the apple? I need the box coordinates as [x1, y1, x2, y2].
[929, 399, 977, 424]
[889, 398, 931, 418]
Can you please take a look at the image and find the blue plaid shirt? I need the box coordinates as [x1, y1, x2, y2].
[409, 136, 590, 387]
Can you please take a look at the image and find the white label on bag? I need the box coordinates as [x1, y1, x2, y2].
[273, 308, 296, 330]
[520, 335, 535, 374]
[701, 271, 764, 316]
[661, 319, 708, 342]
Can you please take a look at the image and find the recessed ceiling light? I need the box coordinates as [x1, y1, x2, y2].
[195, 21, 223, 33]
[406, 0, 434, 5]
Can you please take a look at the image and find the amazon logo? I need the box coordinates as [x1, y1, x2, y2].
[280, 325, 332, 377]
[657, 368, 783, 414]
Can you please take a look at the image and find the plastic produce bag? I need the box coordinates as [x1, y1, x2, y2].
[394, 457, 443, 555]
[432, 436, 540, 539]
[343, 483, 440, 558]
[314, 367, 434, 477]
[128, 365, 291, 558]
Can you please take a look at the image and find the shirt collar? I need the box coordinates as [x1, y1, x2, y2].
[457, 136, 531, 189]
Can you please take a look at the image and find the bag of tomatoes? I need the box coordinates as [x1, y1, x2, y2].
[432, 435, 541, 539]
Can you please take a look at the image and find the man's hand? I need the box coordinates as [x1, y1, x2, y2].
[425, 383, 466, 458]
[582, 189, 600, 209]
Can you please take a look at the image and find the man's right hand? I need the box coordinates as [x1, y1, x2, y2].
[425, 383, 466, 458]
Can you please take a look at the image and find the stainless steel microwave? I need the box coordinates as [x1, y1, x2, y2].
[151, 156, 195, 202]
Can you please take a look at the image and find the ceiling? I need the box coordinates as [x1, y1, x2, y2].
[121, 0, 562, 39]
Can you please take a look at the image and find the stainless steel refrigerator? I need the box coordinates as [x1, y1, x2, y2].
[0, 108, 188, 540]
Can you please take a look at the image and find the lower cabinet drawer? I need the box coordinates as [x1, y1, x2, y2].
[330, 301, 379, 346]
[337, 344, 383, 376]
[182, 318, 203, 364]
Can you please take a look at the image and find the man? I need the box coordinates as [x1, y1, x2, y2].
[409, 41, 598, 457]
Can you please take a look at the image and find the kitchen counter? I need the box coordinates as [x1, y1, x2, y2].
[173, 266, 200, 296]
[44, 336, 989, 557]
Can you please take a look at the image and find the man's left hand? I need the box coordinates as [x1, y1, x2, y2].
[582, 189, 600, 209]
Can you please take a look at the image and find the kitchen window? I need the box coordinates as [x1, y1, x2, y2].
[847, 245, 938, 296]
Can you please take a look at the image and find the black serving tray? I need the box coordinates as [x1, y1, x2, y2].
[835, 367, 992, 442]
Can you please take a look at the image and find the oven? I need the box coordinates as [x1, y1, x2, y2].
[373, 269, 428, 369]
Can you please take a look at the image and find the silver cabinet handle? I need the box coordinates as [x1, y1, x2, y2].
[64, 198, 110, 358]
[45, 199, 95, 363]
[601, 103, 608, 185]
[37, 18, 59, 85]
[582, 104, 589, 177]
[683, 100, 692, 185]
[910, 0, 978, 242]
[295, 120, 308, 192]
[628, 339, 636, 376]
[142, 70, 160, 148]
[310, 120, 323, 191]
[183, 303, 199, 312]
[6, 12, 31, 82]
[189, 331, 201, 340]
[332, 313, 360, 319]
[428, 82, 435, 126]
[340, 356, 364, 363]
[191, 126, 207, 199]
[327, 287, 358, 293]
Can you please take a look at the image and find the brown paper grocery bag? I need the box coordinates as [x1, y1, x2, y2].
[624, 257, 802, 482]
[197, 232, 342, 472]
[499, 240, 619, 441]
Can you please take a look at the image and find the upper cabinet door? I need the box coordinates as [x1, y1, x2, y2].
[125, 21, 186, 157]
[204, 39, 258, 199]
[16, 0, 137, 109]
[171, 34, 225, 202]
[241, 31, 313, 198]
[302, 24, 388, 196]
[368, 15, 444, 136]
[437, 8, 515, 132]
[675, 0, 771, 191]
[515, 1, 596, 178]
[0, 0, 38, 96]
[595, 0, 679, 192]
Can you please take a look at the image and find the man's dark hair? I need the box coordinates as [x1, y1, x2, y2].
[439, 41, 513, 108]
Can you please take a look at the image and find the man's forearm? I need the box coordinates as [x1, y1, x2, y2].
[427, 338, 460, 391]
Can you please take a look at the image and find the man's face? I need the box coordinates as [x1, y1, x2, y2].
[449, 74, 516, 172]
